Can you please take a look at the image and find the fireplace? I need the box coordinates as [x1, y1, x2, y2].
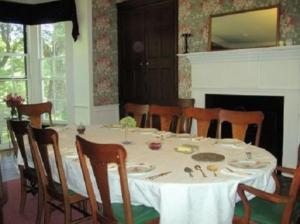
[205, 94, 284, 165]
[180, 45, 300, 167]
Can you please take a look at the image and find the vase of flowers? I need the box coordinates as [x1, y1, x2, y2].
[3, 93, 25, 118]
[120, 116, 136, 144]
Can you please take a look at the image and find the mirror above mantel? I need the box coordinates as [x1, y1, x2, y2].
[208, 5, 280, 51]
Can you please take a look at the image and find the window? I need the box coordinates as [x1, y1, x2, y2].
[0, 23, 27, 146]
[40, 23, 67, 122]
[0, 22, 69, 149]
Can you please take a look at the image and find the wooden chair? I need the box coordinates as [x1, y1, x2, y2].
[75, 135, 160, 224]
[277, 143, 300, 199]
[0, 161, 7, 224]
[17, 101, 53, 128]
[180, 107, 220, 137]
[176, 98, 195, 133]
[217, 109, 264, 146]
[124, 103, 149, 128]
[148, 105, 181, 132]
[6, 119, 19, 156]
[233, 166, 300, 224]
[27, 126, 91, 224]
[8, 120, 38, 215]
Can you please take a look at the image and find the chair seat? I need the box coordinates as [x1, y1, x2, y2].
[277, 174, 292, 196]
[52, 182, 78, 197]
[235, 197, 285, 224]
[111, 203, 159, 224]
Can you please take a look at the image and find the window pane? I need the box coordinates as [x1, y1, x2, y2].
[54, 57, 65, 75]
[53, 100, 67, 121]
[0, 23, 25, 53]
[0, 56, 26, 78]
[54, 38, 65, 56]
[0, 23, 26, 149]
[41, 59, 53, 78]
[40, 22, 67, 123]
[41, 23, 65, 58]
[42, 79, 65, 101]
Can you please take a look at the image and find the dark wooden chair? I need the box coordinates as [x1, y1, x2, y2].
[176, 98, 195, 133]
[0, 162, 7, 224]
[233, 166, 300, 224]
[8, 120, 38, 215]
[75, 135, 160, 224]
[180, 107, 220, 137]
[27, 126, 91, 224]
[17, 101, 53, 128]
[148, 105, 181, 132]
[277, 144, 300, 203]
[217, 109, 264, 146]
[124, 103, 149, 128]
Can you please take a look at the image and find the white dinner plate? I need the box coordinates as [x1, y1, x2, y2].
[126, 163, 155, 175]
[109, 163, 155, 175]
[134, 128, 157, 134]
[228, 160, 269, 169]
[217, 138, 243, 145]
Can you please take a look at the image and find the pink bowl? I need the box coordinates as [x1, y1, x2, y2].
[148, 142, 161, 150]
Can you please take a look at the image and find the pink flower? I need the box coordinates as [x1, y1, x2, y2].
[3, 93, 25, 107]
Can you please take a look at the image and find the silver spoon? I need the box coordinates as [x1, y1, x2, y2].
[194, 165, 207, 177]
[184, 167, 193, 178]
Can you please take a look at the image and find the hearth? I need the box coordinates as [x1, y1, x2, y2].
[205, 94, 284, 165]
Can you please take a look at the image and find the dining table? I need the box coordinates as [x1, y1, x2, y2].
[18, 124, 277, 224]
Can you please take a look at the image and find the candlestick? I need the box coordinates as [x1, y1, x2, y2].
[182, 33, 192, 53]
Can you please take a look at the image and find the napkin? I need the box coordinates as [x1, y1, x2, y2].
[220, 168, 253, 177]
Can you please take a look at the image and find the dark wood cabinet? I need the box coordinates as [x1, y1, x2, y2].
[117, 0, 178, 112]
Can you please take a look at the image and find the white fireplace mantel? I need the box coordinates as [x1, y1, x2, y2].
[179, 45, 300, 168]
[178, 45, 300, 64]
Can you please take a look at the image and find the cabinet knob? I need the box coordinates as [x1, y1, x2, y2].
[140, 62, 143, 67]
[145, 62, 150, 66]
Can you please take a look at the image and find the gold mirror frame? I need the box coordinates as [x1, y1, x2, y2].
[208, 5, 280, 51]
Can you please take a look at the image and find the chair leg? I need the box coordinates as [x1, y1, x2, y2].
[44, 200, 51, 224]
[64, 203, 71, 224]
[35, 192, 43, 224]
[19, 170, 27, 214]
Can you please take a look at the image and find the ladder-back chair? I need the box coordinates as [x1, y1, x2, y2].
[76, 135, 160, 224]
[218, 109, 264, 146]
[17, 101, 53, 128]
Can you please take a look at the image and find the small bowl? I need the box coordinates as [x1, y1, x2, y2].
[147, 141, 162, 150]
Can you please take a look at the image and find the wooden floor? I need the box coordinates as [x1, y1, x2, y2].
[0, 150, 19, 181]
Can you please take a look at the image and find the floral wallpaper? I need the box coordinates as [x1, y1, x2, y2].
[178, 0, 300, 98]
[92, 0, 300, 105]
[92, 0, 119, 105]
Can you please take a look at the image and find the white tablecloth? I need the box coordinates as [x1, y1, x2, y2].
[18, 125, 276, 224]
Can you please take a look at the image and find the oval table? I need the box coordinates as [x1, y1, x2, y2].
[21, 125, 277, 224]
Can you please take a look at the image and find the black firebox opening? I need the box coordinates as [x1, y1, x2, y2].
[205, 94, 284, 166]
